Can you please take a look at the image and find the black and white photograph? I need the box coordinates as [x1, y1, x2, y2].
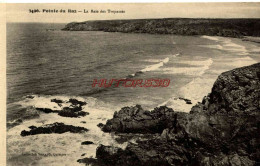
[1, 2, 260, 166]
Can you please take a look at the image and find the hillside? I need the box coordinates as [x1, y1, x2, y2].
[62, 18, 260, 37]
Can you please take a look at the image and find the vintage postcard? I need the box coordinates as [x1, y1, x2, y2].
[1, 2, 260, 166]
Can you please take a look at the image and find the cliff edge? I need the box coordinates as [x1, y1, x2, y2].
[78, 63, 260, 166]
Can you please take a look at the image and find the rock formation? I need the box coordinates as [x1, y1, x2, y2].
[80, 63, 260, 166]
[36, 98, 88, 118]
[21, 122, 89, 136]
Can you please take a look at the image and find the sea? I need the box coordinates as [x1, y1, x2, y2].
[6, 23, 260, 165]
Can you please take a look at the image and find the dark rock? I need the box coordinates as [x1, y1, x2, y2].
[97, 123, 104, 128]
[96, 145, 140, 165]
[51, 98, 63, 104]
[68, 98, 87, 106]
[77, 157, 105, 166]
[37, 99, 88, 117]
[36, 108, 58, 113]
[81, 141, 94, 145]
[58, 107, 89, 118]
[20, 122, 88, 136]
[28, 125, 37, 130]
[81, 153, 86, 156]
[94, 63, 260, 166]
[179, 97, 192, 104]
[102, 105, 176, 133]
[81, 121, 86, 124]
[207, 63, 260, 114]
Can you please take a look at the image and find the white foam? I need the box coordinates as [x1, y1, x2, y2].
[178, 58, 213, 67]
[143, 54, 179, 63]
[140, 57, 169, 73]
[201, 36, 249, 55]
[201, 35, 220, 41]
[158, 97, 193, 113]
[225, 56, 257, 68]
[200, 44, 223, 50]
[180, 77, 215, 103]
[159, 76, 216, 113]
[7, 96, 125, 166]
[17, 95, 80, 111]
[162, 58, 213, 76]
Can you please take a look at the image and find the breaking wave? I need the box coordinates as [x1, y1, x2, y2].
[201, 35, 249, 55]
[127, 57, 171, 78]
[162, 58, 213, 76]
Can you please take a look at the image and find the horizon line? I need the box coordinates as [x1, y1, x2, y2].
[6, 17, 260, 24]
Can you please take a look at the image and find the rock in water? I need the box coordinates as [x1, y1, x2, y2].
[51, 98, 63, 104]
[92, 63, 260, 166]
[58, 107, 89, 118]
[68, 98, 87, 106]
[36, 98, 88, 117]
[21, 122, 88, 136]
[81, 141, 94, 145]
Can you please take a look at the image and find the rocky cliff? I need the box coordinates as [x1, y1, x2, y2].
[78, 63, 260, 166]
[62, 18, 260, 37]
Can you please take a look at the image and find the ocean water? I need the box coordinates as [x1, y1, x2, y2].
[6, 23, 260, 165]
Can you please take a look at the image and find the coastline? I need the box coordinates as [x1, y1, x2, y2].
[6, 23, 260, 165]
[62, 18, 260, 38]
[7, 62, 260, 166]
[242, 36, 260, 43]
[80, 62, 260, 166]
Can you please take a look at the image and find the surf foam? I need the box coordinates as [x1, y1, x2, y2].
[7, 95, 126, 166]
[162, 58, 213, 76]
[201, 36, 249, 56]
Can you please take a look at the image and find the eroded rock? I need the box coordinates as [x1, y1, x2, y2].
[21, 122, 88, 136]
[102, 105, 176, 133]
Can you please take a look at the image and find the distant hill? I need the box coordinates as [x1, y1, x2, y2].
[62, 18, 260, 38]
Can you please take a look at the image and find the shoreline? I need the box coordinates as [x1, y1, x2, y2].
[6, 62, 260, 166]
[81, 62, 260, 166]
[242, 36, 260, 43]
[62, 18, 260, 38]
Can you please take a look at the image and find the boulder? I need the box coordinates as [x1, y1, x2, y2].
[102, 105, 176, 133]
[68, 98, 87, 106]
[21, 122, 88, 136]
[58, 107, 89, 118]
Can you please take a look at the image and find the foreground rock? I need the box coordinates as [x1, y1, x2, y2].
[101, 105, 181, 133]
[83, 63, 260, 166]
[21, 122, 88, 136]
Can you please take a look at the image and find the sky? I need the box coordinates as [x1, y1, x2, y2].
[5, 3, 260, 23]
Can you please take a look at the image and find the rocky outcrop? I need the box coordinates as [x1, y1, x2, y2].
[81, 63, 260, 166]
[101, 105, 179, 133]
[36, 98, 88, 118]
[58, 107, 89, 117]
[62, 18, 260, 38]
[21, 122, 88, 136]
